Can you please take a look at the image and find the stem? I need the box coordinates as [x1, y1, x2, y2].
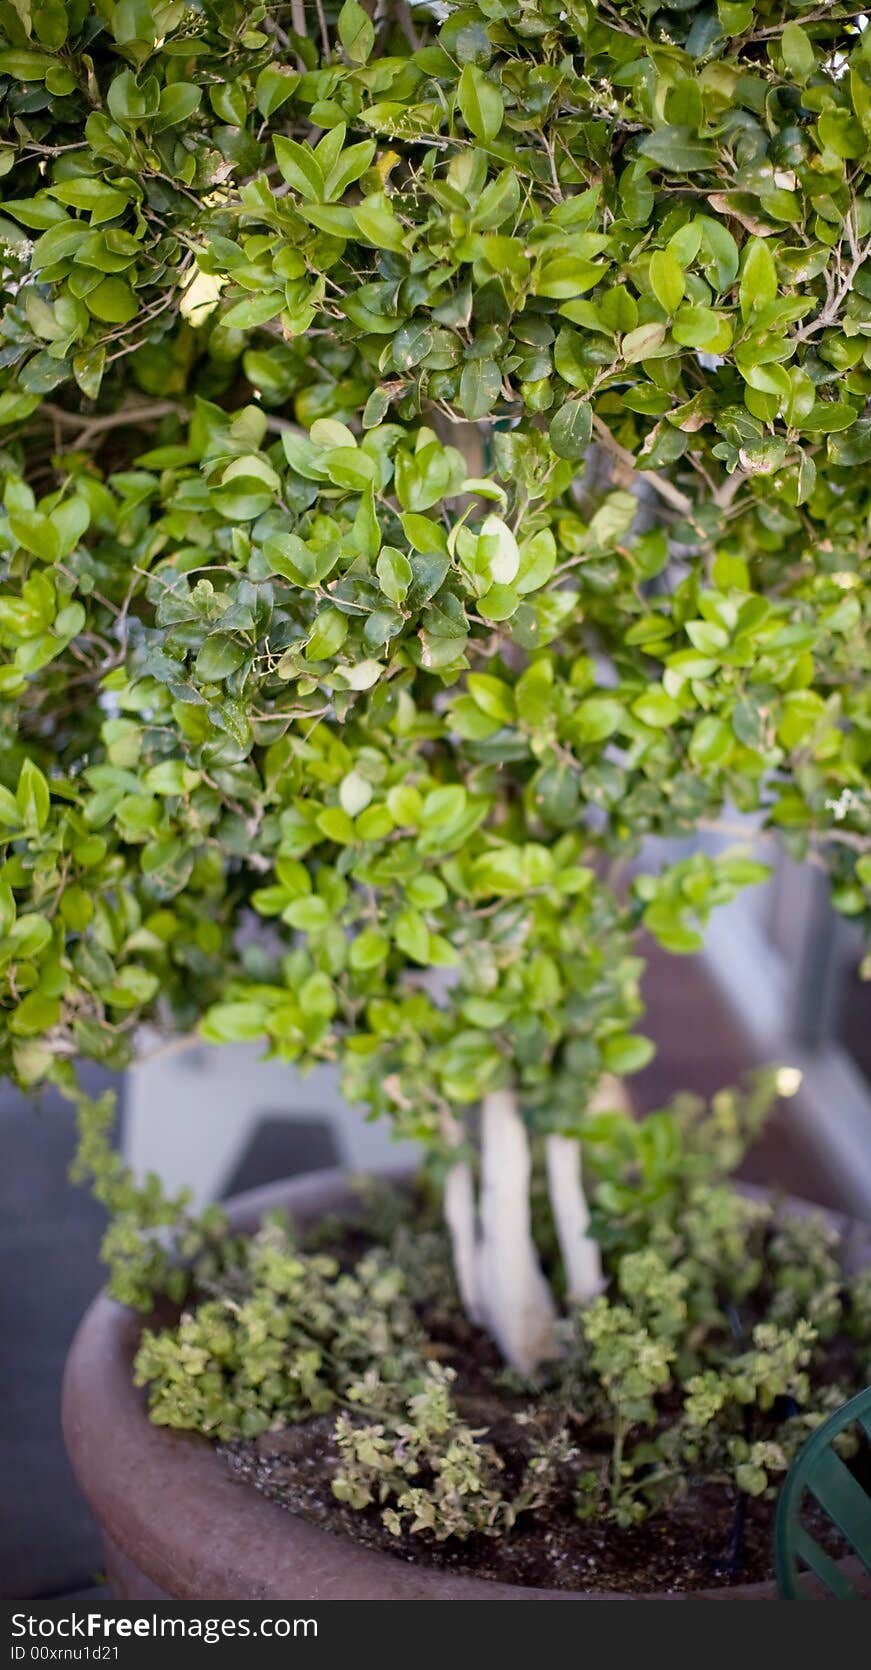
[443, 1158, 483, 1323]
[611, 1421, 627, 1510]
[476, 1089, 558, 1375]
[591, 415, 694, 516]
[545, 1133, 604, 1305]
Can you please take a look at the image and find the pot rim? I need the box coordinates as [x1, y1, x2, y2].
[61, 1168, 869, 1602]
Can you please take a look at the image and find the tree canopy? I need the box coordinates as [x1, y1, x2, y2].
[1, 0, 869, 1147]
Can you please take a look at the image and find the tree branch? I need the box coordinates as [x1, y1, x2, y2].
[591, 416, 694, 516]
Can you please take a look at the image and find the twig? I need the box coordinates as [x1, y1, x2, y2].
[591, 416, 694, 516]
[393, 1, 422, 50]
[748, 8, 867, 40]
[40, 400, 180, 442]
[713, 468, 749, 511]
[133, 1032, 202, 1068]
[794, 213, 871, 344]
[314, 0, 331, 58]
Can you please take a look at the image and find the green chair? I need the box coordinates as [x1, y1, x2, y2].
[775, 1385, 871, 1599]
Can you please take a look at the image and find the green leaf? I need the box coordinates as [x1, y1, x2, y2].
[476, 515, 519, 586]
[48, 179, 129, 220]
[86, 278, 137, 324]
[0, 781, 23, 828]
[850, 65, 871, 138]
[16, 759, 50, 830]
[200, 1002, 270, 1043]
[588, 491, 637, 550]
[265, 532, 338, 588]
[73, 347, 105, 401]
[601, 1033, 655, 1074]
[393, 908, 430, 963]
[143, 761, 200, 795]
[351, 194, 406, 251]
[638, 126, 717, 173]
[222, 292, 285, 330]
[781, 22, 815, 81]
[689, 716, 733, 766]
[642, 902, 704, 954]
[195, 636, 247, 681]
[622, 322, 667, 363]
[739, 239, 777, 320]
[0, 50, 59, 79]
[255, 65, 300, 119]
[273, 136, 323, 201]
[459, 358, 502, 420]
[574, 696, 624, 743]
[305, 607, 349, 661]
[549, 399, 593, 459]
[478, 584, 518, 621]
[376, 546, 412, 605]
[155, 83, 201, 131]
[457, 64, 504, 141]
[649, 248, 685, 313]
[315, 807, 356, 845]
[0, 880, 15, 933]
[631, 688, 680, 728]
[106, 965, 160, 1009]
[467, 673, 514, 722]
[30, 220, 89, 270]
[829, 421, 871, 466]
[387, 785, 422, 826]
[338, 0, 375, 65]
[10, 993, 61, 1037]
[535, 255, 605, 299]
[7, 915, 51, 956]
[324, 140, 377, 202]
[818, 109, 864, 158]
[339, 770, 373, 817]
[801, 401, 857, 434]
[517, 529, 557, 594]
[209, 79, 247, 127]
[106, 69, 160, 125]
[349, 927, 389, 970]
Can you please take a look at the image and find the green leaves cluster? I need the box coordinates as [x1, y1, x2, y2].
[135, 1215, 423, 1441]
[0, 1, 870, 1144]
[333, 1362, 518, 1542]
[566, 1187, 869, 1526]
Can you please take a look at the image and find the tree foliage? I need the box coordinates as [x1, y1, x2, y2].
[1, 1, 870, 1147]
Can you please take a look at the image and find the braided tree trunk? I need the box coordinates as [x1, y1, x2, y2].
[443, 1077, 629, 1373]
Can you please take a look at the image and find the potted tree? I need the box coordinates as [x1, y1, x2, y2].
[1, 0, 870, 1600]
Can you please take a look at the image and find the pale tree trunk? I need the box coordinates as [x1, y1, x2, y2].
[476, 1089, 558, 1375]
[545, 1134, 603, 1305]
[443, 1157, 483, 1323]
[545, 1073, 629, 1305]
[441, 1080, 628, 1371]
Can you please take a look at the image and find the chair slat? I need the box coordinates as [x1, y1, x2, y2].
[794, 1526, 858, 1600]
[775, 1385, 871, 1599]
[808, 1446, 871, 1575]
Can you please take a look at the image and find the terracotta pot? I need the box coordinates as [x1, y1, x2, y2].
[62, 1169, 867, 1602]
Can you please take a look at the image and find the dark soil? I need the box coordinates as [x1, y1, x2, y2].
[221, 1416, 789, 1595]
